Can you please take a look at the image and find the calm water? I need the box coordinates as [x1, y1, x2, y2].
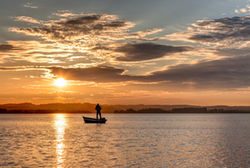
[0, 113, 250, 168]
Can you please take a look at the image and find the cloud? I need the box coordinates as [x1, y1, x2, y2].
[50, 55, 250, 89]
[24, 2, 38, 9]
[0, 65, 47, 71]
[115, 42, 192, 61]
[0, 43, 22, 53]
[234, 5, 250, 13]
[14, 16, 40, 24]
[0, 44, 15, 51]
[10, 14, 135, 45]
[166, 15, 250, 48]
[0, 40, 106, 69]
[216, 47, 250, 57]
[53, 10, 76, 17]
[9, 12, 167, 57]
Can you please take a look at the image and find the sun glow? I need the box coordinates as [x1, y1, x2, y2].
[54, 78, 67, 87]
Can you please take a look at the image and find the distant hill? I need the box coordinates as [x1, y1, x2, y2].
[0, 103, 250, 113]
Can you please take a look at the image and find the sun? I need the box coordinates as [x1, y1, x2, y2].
[54, 78, 67, 87]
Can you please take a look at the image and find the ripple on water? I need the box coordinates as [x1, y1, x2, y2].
[0, 113, 250, 167]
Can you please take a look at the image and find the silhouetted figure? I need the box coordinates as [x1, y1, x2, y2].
[95, 104, 102, 119]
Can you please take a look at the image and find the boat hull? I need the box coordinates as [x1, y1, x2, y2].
[82, 116, 107, 123]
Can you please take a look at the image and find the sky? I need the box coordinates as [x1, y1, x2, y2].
[0, 0, 250, 105]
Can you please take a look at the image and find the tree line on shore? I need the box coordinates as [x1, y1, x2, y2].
[1, 106, 250, 114]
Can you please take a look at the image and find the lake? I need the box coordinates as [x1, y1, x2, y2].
[0, 113, 250, 168]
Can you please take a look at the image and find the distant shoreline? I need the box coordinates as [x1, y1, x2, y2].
[1, 110, 250, 114]
[1, 103, 250, 114]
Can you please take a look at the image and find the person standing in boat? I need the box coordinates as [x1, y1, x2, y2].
[95, 103, 102, 119]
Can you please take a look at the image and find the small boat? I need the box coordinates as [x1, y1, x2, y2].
[82, 116, 107, 124]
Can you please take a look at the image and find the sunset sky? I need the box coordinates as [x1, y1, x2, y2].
[0, 0, 250, 105]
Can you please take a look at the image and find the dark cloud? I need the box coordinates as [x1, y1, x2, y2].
[116, 42, 191, 61]
[51, 55, 250, 89]
[60, 15, 126, 30]
[103, 20, 126, 28]
[58, 15, 127, 32]
[50, 66, 138, 82]
[190, 16, 250, 44]
[167, 15, 250, 47]
[146, 56, 250, 88]
[216, 48, 250, 57]
[0, 44, 15, 51]
[63, 15, 101, 25]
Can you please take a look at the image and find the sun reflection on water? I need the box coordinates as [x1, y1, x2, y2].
[54, 114, 67, 168]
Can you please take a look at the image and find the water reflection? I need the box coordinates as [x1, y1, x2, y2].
[54, 114, 67, 168]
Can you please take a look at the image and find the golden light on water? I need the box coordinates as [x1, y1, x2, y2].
[54, 78, 67, 87]
[54, 114, 67, 168]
